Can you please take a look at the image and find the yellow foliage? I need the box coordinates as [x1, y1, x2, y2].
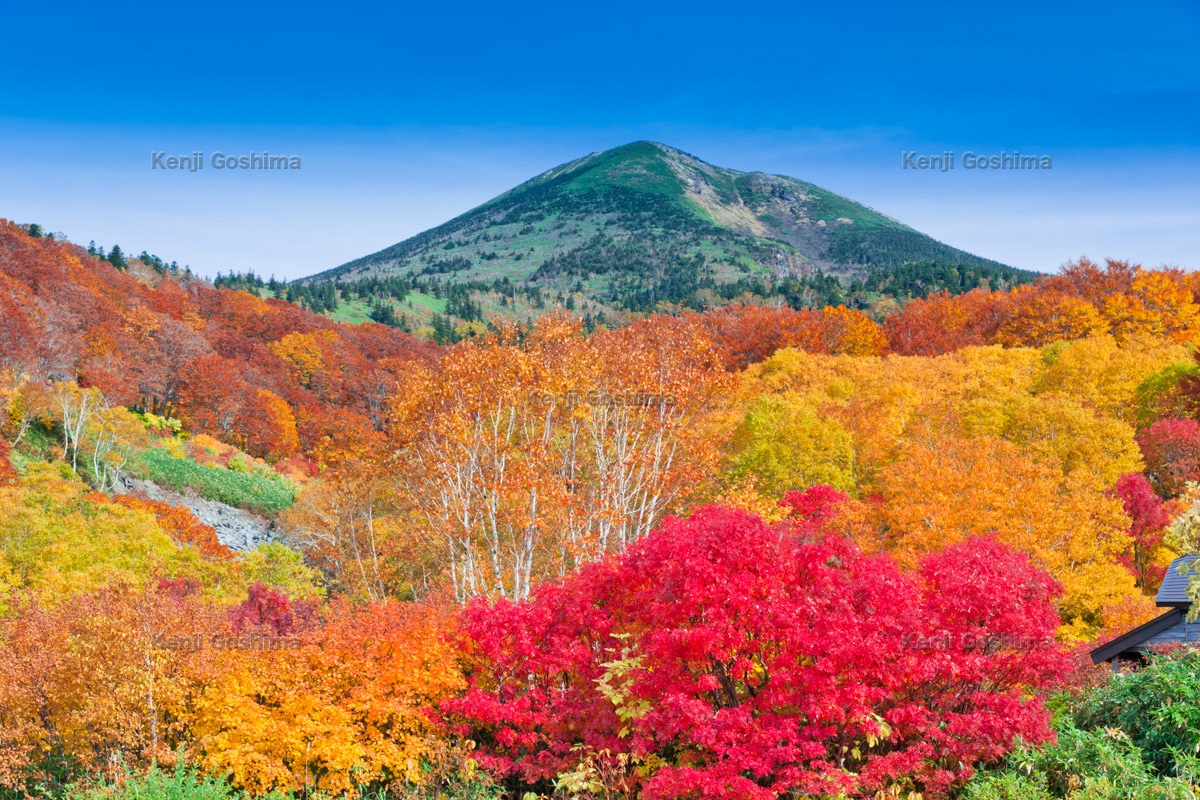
[238, 542, 326, 600]
[0, 463, 229, 598]
[269, 331, 337, 389]
[1034, 334, 1190, 423]
[1003, 392, 1142, 487]
[869, 435, 1135, 621]
[188, 602, 464, 796]
[727, 395, 858, 496]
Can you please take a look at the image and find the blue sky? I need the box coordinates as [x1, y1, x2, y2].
[1, 0, 1197, 279]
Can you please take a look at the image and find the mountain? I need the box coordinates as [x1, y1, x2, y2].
[296, 141, 1032, 331]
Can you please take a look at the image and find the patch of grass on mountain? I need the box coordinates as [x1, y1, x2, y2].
[404, 291, 447, 313]
[325, 298, 374, 324]
[137, 447, 295, 515]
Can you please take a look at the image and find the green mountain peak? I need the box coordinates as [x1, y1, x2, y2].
[301, 142, 1029, 330]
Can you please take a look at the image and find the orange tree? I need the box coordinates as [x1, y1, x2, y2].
[385, 313, 733, 601]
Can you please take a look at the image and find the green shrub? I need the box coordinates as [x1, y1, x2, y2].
[62, 759, 500, 800]
[1073, 648, 1200, 775]
[965, 650, 1200, 799]
[133, 411, 184, 436]
[965, 725, 1196, 800]
[137, 448, 295, 515]
[14, 421, 59, 461]
[65, 762, 282, 800]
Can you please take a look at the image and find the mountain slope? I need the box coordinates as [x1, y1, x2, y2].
[301, 141, 1031, 328]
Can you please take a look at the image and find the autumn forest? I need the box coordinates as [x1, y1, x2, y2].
[6, 218, 1200, 800]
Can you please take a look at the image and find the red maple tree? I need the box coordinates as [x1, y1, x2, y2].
[445, 494, 1070, 799]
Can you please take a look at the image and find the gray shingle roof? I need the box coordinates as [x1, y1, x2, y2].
[1157, 555, 1200, 607]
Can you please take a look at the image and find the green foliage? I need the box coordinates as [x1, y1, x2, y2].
[137, 448, 295, 515]
[965, 725, 1200, 800]
[1072, 649, 1200, 774]
[967, 650, 1200, 799]
[64, 761, 285, 800]
[827, 225, 1013, 273]
[52, 757, 502, 800]
[240, 542, 325, 600]
[727, 395, 858, 496]
[1134, 361, 1199, 427]
[135, 411, 184, 435]
[862, 258, 1030, 298]
[13, 420, 59, 461]
[106, 244, 127, 271]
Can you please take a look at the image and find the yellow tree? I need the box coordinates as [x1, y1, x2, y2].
[1033, 334, 1190, 424]
[188, 600, 463, 796]
[726, 395, 858, 497]
[1002, 392, 1142, 487]
[83, 404, 149, 493]
[1101, 269, 1200, 342]
[867, 434, 1135, 622]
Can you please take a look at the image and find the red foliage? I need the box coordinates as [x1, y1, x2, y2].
[229, 583, 315, 636]
[780, 484, 848, 522]
[0, 438, 15, 485]
[0, 220, 435, 463]
[157, 576, 202, 600]
[445, 504, 1069, 799]
[693, 304, 886, 368]
[1110, 473, 1174, 589]
[1136, 418, 1200, 498]
[883, 289, 1010, 356]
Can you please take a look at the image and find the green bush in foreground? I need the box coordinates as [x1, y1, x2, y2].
[965, 649, 1200, 800]
[137, 448, 295, 515]
[1072, 648, 1200, 776]
[66, 765, 233, 800]
[965, 725, 1198, 800]
[60, 760, 499, 800]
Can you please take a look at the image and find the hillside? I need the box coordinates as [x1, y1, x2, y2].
[5, 212, 1200, 799]
[296, 141, 1033, 332]
[0, 220, 434, 462]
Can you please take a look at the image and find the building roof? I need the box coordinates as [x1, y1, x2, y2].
[1091, 608, 1187, 664]
[1157, 555, 1200, 607]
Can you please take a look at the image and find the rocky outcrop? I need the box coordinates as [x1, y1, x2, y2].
[118, 476, 275, 552]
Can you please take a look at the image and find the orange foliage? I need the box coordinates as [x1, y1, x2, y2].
[1096, 593, 1163, 644]
[381, 313, 733, 601]
[188, 598, 463, 796]
[888, 258, 1200, 354]
[112, 495, 234, 561]
[0, 584, 227, 788]
[694, 303, 886, 368]
[883, 289, 1010, 355]
[993, 288, 1107, 347]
